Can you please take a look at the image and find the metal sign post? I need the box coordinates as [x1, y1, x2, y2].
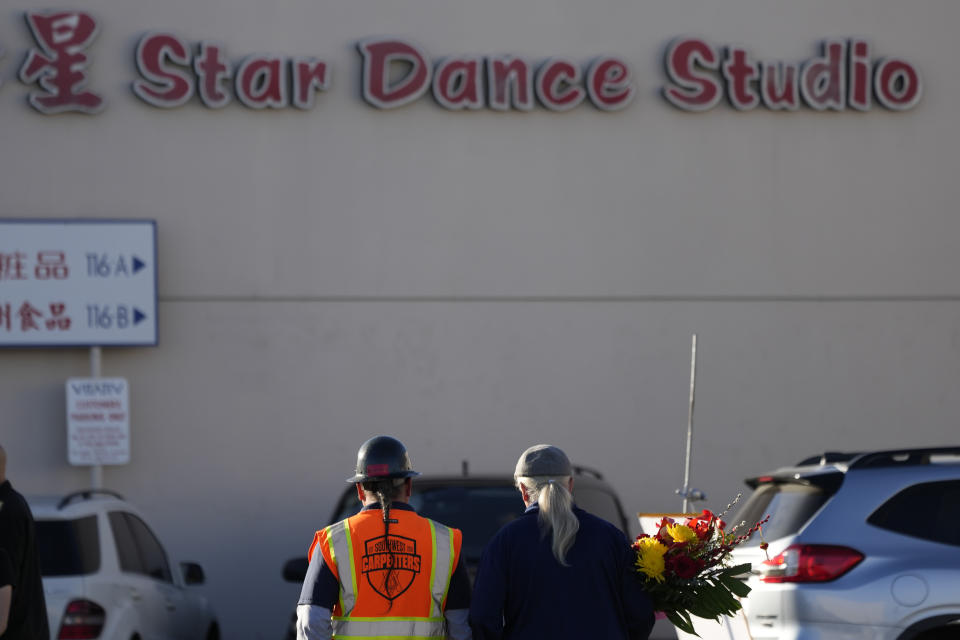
[679, 334, 699, 513]
[89, 346, 103, 489]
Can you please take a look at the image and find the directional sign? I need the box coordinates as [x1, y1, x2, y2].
[66, 377, 131, 465]
[0, 219, 157, 346]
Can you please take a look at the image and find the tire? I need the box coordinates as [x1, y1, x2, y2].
[206, 622, 221, 640]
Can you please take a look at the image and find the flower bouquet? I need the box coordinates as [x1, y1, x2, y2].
[632, 506, 769, 636]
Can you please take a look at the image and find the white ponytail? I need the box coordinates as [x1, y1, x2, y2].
[517, 475, 579, 566]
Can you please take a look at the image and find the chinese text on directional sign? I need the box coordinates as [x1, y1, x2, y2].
[0, 220, 157, 346]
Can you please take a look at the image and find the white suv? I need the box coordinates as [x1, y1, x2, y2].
[31, 489, 219, 640]
[681, 446, 960, 640]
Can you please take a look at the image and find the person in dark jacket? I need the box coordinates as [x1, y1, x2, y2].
[469, 444, 654, 640]
[0, 547, 12, 635]
[0, 445, 50, 640]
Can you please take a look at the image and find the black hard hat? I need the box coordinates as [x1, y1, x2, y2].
[346, 435, 420, 483]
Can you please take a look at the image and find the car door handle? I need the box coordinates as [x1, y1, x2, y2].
[130, 588, 141, 601]
[166, 600, 176, 611]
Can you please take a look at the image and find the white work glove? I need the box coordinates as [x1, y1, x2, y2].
[296, 604, 333, 640]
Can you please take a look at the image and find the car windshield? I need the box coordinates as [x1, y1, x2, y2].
[36, 516, 101, 576]
[729, 483, 831, 546]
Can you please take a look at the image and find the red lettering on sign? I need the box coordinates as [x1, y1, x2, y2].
[0, 252, 28, 281]
[536, 58, 585, 111]
[761, 62, 800, 110]
[0, 304, 10, 331]
[45, 303, 70, 331]
[722, 47, 760, 110]
[358, 38, 431, 109]
[848, 39, 871, 111]
[432, 57, 483, 110]
[874, 58, 922, 111]
[34, 251, 68, 280]
[586, 57, 634, 111]
[291, 57, 330, 110]
[487, 57, 534, 111]
[195, 42, 232, 108]
[17, 302, 43, 331]
[133, 32, 194, 108]
[800, 40, 846, 111]
[19, 11, 104, 114]
[663, 38, 722, 111]
[236, 56, 286, 109]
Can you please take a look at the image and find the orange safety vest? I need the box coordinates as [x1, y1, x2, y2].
[308, 507, 463, 639]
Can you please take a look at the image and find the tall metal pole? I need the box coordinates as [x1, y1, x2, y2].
[89, 346, 103, 490]
[681, 334, 697, 513]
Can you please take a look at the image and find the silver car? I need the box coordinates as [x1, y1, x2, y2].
[694, 447, 960, 640]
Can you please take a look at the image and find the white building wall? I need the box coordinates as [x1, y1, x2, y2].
[2, 0, 959, 637]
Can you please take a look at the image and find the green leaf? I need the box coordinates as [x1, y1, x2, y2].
[666, 609, 698, 637]
[708, 595, 737, 618]
[699, 584, 739, 617]
[719, 574, 752, 599]
[686, 596, 720, 620]
[717, 563, 752, 578]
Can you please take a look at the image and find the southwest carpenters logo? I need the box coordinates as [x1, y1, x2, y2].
[361, 534, 422, 600]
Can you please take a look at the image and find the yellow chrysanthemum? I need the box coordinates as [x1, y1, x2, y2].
[666, 523, 698, 545]
[635, 537, 668, 582]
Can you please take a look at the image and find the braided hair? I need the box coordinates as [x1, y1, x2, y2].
[362, 477, 406, 610]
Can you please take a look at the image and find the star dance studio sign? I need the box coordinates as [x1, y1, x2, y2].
[7, 10, 923, 115]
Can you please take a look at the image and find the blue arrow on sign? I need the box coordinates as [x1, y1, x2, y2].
[132, 256, 146, 273]
[133, 309, 147, 325]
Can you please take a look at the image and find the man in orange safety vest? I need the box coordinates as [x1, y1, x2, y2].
[296, 436, 472, 640]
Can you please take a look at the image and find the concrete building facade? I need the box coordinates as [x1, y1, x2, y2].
[2, 1, 958, 637]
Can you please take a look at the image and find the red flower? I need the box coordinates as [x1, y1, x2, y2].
[666, 553, 705, 580]
[686, 518, 713, 541]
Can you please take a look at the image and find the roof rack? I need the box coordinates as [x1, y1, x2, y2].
[849, 446, 960, 470]
[58, 489, 125, 510]
[572, 465, 604, 480]
[795, 452, 862, 466]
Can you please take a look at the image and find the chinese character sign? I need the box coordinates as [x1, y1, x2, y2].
[0, 220, 156, 346]
[19, 11, 105, 114]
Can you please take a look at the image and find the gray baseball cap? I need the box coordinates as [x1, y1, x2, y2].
[514, 444, 573, 478]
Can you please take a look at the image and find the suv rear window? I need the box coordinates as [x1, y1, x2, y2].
[574, 486, 629, 534]
[36, 516, 100, 576]
[731, 483, 831, 546]
[410, 486, 524, 563]
[867, 480, 960, 547]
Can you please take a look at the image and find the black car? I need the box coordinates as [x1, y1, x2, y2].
[281, 466, 632, 638]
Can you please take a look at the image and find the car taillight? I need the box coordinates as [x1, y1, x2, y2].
[58, 599, 106, 639]
[760, 544, 863, 583]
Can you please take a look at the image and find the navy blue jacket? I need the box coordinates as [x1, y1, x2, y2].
[469, 504, 654, 640]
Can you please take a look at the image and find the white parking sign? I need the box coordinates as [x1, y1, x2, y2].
[66, 377, 131, 466]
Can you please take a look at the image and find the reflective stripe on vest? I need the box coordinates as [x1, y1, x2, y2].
[428, 520, 454, 617]
[331, 615, 445, 639]
[326, 521, 358, 615]
[326, 517, 457, 639]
